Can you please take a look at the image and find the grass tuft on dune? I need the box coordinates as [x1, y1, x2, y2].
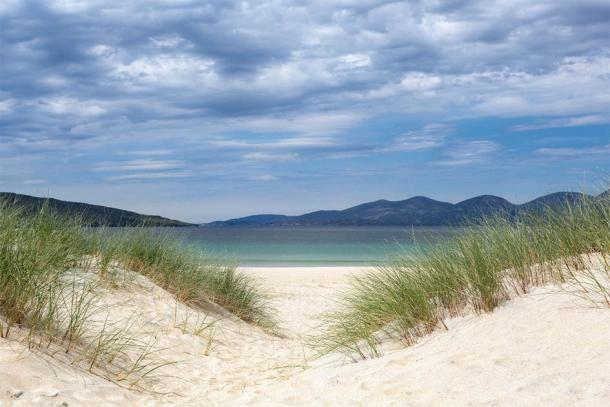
[313, 194, 610, 358]
[0, 202, 275, 386]
[90, 227, 276, 330]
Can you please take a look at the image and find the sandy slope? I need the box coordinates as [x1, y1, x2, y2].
[1, 264, 609, 406]
[236, 281, 610, 406]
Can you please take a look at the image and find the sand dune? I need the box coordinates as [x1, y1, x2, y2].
[1, 264, 609, 406]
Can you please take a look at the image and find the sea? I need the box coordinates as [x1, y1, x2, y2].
[152, 226, 462, 267]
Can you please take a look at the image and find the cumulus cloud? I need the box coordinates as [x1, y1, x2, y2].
[1, 0, 609, 191]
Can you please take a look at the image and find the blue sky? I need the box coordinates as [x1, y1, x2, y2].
[1, 0, 609, 222]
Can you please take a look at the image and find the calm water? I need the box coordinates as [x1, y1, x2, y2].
[153, 226, 462, 266]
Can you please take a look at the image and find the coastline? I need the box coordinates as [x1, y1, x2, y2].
[240, 265, 373, 278]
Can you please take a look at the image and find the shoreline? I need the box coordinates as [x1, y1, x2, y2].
[239, 265, 374, 281]
[237, 262, 383, 268]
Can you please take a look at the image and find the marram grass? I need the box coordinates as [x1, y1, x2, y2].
[94, 227, 276, 330]
[313, 195, 610, 358]
[0, 201, 276, 386]
[0, 203, 275, 335]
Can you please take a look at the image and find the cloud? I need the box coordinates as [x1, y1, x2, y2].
[106, 171, 193, 181]
[38, 96, 107, 116]
[129, 149, 173, 156]
[242, 152, 299, 162]
[209, 137, 337, 150]
[23, 179, 46, 185]
[0, 99, 14, 113]
[511, 115, 610, 132]
[535, 144, 610, 157]
[399, 73, 442, 92]
[3, 0, 609, 157]
[230, 113, 363, 136]
[436, 140, 500, 166]
[250, 174, 277, 182]
[1, 0, 609, 202]
[93, 159, 185, 172]
[391, 124, 452, 152]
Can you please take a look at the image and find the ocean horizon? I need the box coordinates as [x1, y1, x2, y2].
[144, 226, 463, 267]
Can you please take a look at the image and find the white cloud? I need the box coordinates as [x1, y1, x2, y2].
[0, 0, 20, 15]
[337, 53, 372, 69]
[150, 34, 188, 49]
[48, 0, 105, 13]
[107, 171, 193, 181]
[113, 54, 217, 87]
[511, 115, 610, 132]
[536, 144, 610, 157]
[0, 99, 14, 114]
[209, 137, 337, 150]
[400, 73, 442, 92]
[436, 140, 500, 166]
[39, 97, 107, 116]
[251, 174, 277, 182]
[243, 152, 298, 161]
[233, 112, 362, 136]
[23, 179, 46, 185]
[2, 0, 610, 198]
[129, 149, 173, 156]
[391, 124, 452, 152]
[94, 159, 185, 172]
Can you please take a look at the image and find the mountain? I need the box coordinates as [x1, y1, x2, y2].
[338, 197, 454, 226]
[0, 192, 195, 227]
[216, 214, 290, 226]
[519, 192, 589, 212]
[204, 191, 599, 227]
[451, 195, 516, 224]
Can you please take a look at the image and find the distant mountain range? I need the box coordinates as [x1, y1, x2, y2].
[0, 192, 195, 227]
[204, 191, 609, 227]
[2, 190, 606, 228]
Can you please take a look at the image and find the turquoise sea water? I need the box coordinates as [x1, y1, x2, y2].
[156, 226, 462, 266]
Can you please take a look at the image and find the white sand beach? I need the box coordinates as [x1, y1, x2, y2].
[1, 264, 609, 406]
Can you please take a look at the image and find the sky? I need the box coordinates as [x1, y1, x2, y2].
[1, 0, 609, 223]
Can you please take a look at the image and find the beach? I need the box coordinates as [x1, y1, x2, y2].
[4, 0, 609, 404]
[1, 263, 609, 406]
[242, 266, 367, 336]
[238, 266, 610, 405]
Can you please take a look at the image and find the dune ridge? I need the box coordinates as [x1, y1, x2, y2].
[1, 260, 609, 406]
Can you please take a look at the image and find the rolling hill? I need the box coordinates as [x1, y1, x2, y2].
[205, 191, 608, 227]
[0, 192, 195, 227]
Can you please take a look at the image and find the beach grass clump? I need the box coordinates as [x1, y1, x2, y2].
[0, 203, 89, 339]
[0, 200, 277, 388]
[71, 315, 175, 389]
[315, 195, 610, 357]
[0, 198, 275, 344]
[97, 228, 276, 329]
[318, 267, 441, 358]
